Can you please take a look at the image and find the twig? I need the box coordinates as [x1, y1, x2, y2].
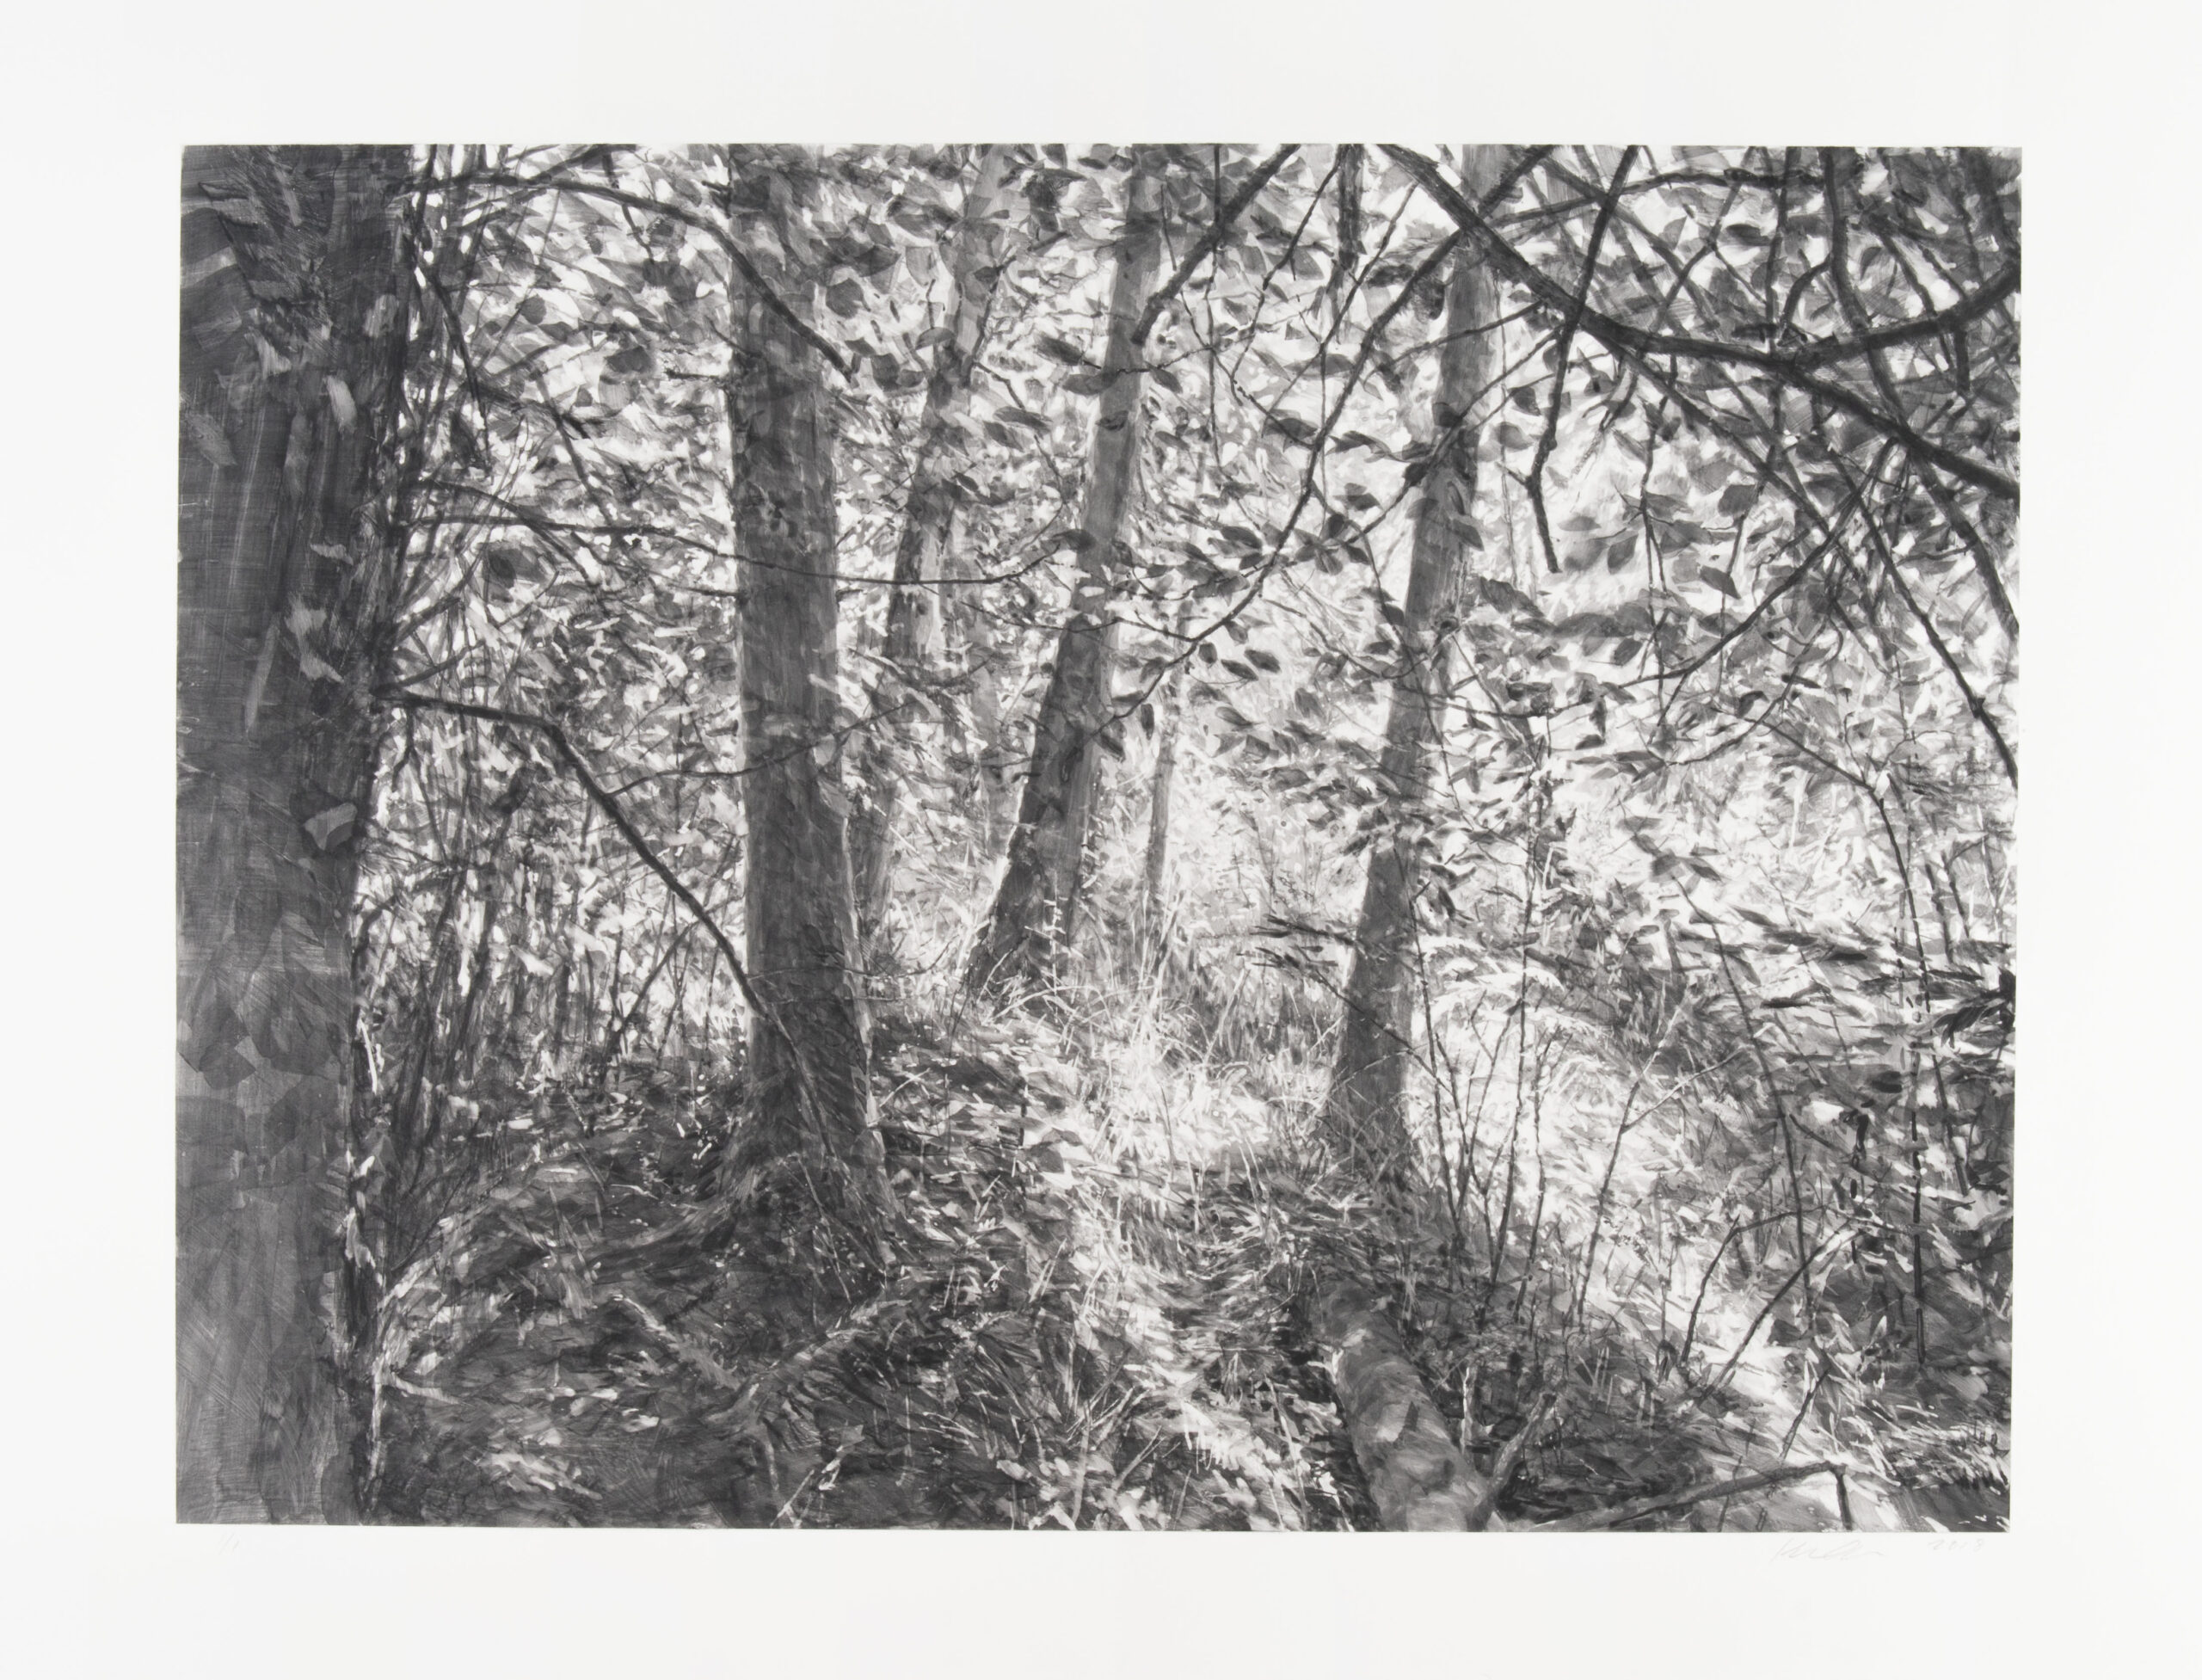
[1381, 146, 2019, 504]
[1820, 149, 2017, 638]
[1692, 1226, 1848, 1401]
[606, 1292, 740, 1390]
[377, 688, 759, 1012]
[1132, 145, 1301, 347]
[1466, 1389, 1561, 1529]
[1528, 146, 1635, 574]
[470, 164, 853, 378]
[1535, 1459, 1848, 1531]
[375, 686, 867, 1204]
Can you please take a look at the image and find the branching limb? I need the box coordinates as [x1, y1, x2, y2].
[1381, 147, 2019, 504]
[1821, 148, 2018, 638]
[1528, 146, 1635, 573]
[470, 164, 854, 378]
[375, 686, 874, 1215]
[1132, 145, 1301, 348]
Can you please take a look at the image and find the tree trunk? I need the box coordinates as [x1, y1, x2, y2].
[850, 145, 1015, 940]
[1324, 146, 1505, 1178]
[1138, 605, 1192, 969]
[177, 145, 415, 1521]
[968, 158, 1163, 994]
[1141, 703, 1179, 941]
[723, 150, 886, 1219]
[958, 589, 1017, 854]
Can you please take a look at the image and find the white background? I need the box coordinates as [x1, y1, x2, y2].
[1, 3, 2193, 1673]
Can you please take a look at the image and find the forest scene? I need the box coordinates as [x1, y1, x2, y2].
[177, 141, 2017, 1533]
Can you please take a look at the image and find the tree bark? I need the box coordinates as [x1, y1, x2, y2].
[1141, 700, 1179, 945]
[1324, 146, 1506, 1178]
[968, 158, 1163, 994]
[958, 588, 1017, 855]
[1311, 1281, 1492, 1529]
[1139, 600, 1194, 968]
[177, 145, 415, 1521]
[850, 145, 1015, 940]
[723, 150, 886, 1218]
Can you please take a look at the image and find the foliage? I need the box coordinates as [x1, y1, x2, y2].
[317, 143, 2013, 1529]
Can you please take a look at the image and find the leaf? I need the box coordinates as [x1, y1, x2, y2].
[996, 405, 1049, 431]
[1698, 565, 1738, 598]
[1717, 481, 1758, 518]
[304, 803, 357, 851]
[1246, 648, 1282, 674]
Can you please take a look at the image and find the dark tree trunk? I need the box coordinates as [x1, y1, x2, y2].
[968, 158, 1163, 994]
[850, 145, 1015, 941]
[1325, 147, 1505, 1179]
[723, 150, 888, 1220]
[176, 145, 415, 1521]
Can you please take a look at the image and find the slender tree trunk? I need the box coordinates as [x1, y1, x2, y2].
[968, 158, 1163, 994]
[850, 145, 1015, 939]
[1324, 146, 1506, 1179]
[1142, 705, 1179, 939]
[177, 145, 415, 1521]
[1139, 605, 1193, 969]
[957, 584, 1016, 852]
[723, 150, 886, 1217]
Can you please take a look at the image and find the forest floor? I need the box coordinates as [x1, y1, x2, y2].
[365, 1003, 2000, 1531]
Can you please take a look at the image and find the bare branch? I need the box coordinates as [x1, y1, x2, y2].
[1381, 147, 2020, 504]
[1131, 145, 1301, 348]
[1528, 146, 1636, 573]
[470, 165, 855, 378]
[1535, 1460, 1848, 1531]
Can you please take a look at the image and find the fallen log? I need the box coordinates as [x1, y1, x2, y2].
[1311, 1279, 1491, 1529]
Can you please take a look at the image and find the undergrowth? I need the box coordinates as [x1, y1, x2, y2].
[361, 959, 2003, 1530]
